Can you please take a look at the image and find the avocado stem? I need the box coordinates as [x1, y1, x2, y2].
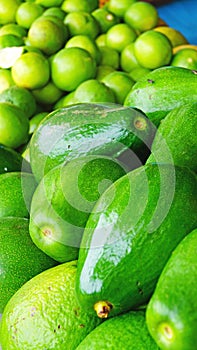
[94, 301, 112, 318]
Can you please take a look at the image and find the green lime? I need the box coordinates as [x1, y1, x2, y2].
[74, 79, 116, 103]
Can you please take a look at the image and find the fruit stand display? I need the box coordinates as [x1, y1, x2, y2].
[0, 0, 197, 349]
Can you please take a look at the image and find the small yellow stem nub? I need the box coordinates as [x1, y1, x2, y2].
[94, 300, 112, 319]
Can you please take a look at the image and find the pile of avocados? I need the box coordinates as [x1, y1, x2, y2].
[0, 65, 197, 350]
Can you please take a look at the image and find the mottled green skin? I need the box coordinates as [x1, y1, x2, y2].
[0, 144, 31, 174]
[124, 66, 197, 126]
[0, 171, 37, 218]
[76, 310, 159, 350]
[29, 155, 127, 263]
[76, 164, 197, 317]
[146, 228, 197, 350]
[147, 102, 197, 173]
[29, 103, 155, 182]
[0, 217, 57, 313]
[0, 261, 102, 350]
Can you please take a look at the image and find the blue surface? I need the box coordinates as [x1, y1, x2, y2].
[157, 0, 197, 44]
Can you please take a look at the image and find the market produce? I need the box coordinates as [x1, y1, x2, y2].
[29, 155, 127, 262]
[75, 164, 197, 318]
[29, 103, 154, 182]
[146, 228, 197, 350]
[147, 101, 197, 172]
[0, 144, 30, 174]
[0, 217, 57, 313]
[0, 260, 102, 350]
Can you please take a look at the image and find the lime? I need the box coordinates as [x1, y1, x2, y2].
[11, 51, 50, 90]
[0, 0, 22, 25]
[0, 34, 24, 49]
[101, 71, 135, 104]
[92, 7, 119, 33]
[36, 0, 63, 7]
[51, 47, 97, 91]
[74, 79, 116, 103]
[0, 85, 37, 118]
[65, 34, 101, 64]
[61, 0, 99, 13]
[96, 64, 115, 81]
[54, 91, 78, 108]
[0, 260, 102, 349]
[129, 66, 151, 82]
[107, 0, 136, 18]
[134, 30, 172, 69]
[154, 26, 188, 48]
[0, 23, 27, 38]
[0, 69, 15, 93]
[124, 1, 158, 32]
[29, 111, 48, 134]
[120, 42, 140, 72]
[99, 45, 119, 68]
[105, 23, 137, 52]
[64, 11, 100, 39]
[170, 48, 197, 70]
[0, 102, 29, 149]
[95, 33, 107, 47]
[16, 2, 44, 29]
[32, 80, 64, 105]
[43, 6, 65, 20]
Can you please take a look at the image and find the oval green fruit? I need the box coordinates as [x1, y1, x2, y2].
[0, 217, 57, 313]
[0, 260, 102, 350]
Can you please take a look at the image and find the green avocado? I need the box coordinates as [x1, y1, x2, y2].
[0, 217, 57, 313]
[75, 310, 159, 350]
[0, 171, 37, 218]
[29, 103, 155, 182]
[146, 228, 197, 350]
[146, 102, 197, 173]
[75, 163, 197, 318]
[124, 66, 197, 126]
[29, 155, 127, 263]
[0, 144, 31, 174]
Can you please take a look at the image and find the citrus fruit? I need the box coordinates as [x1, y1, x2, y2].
[29, 111, 48, 134]
[0, 102, 29, 149]
[124, 1, 158, 32]
[36, 0, 63, 7]
[54, 91, 78, 108]
[0, 144, 30, 174]
[120, 42, 141, 72]
[43, 6, 65, 20]
[0, 34, 24, 49]
[154, 26, 188, 48]
[0, 23, 27, 38]
[101, 71, 135, 104]
[65, 34, 101, 64]
[96, 64, 115, 81]
[134, 30, 172, 69]
[95, 33, 107, 47]
[64, 11, 100, 39]
[0, 69, 14, 93]
[74, 79, 116, 103]
[0, 0, 22, 25]
[11, 51, 50, 90]
[99, 45, 119, 68]
[28, 15, 68, 56]
[170, 48, 197, 70]
[92, 7, 119, 33]
[16, 2, 44, 29]
[61, 0, 99, 13]
[107, 0, 136, 18]
[51, 47, 97, 91]
[32, 80, 64, 105]
[129, 66, 151, 82]
[0, 260, 102, 349]
[0, 85, 37, 118]
[105, 23, 137, 52]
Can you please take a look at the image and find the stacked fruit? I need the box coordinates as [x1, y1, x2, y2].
[0, 0, 197, 349]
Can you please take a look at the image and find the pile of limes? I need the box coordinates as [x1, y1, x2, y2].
[0, 0, 196, 150]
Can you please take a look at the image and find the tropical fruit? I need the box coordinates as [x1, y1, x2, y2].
[147, 102, 197, 172]
[76, 310, 159, 350]
[29, 155, 127, 262]
[0, 217, 57, 313]
[146, 228, 197, 350]
[0, 171, 37, 218]
[0, 260, 102, 350]
[124, 66, 197, 126]
[75, 163, 197, 318]
[29, 103, 154, 182]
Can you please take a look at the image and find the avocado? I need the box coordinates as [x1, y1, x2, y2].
[29, 103, 155, 182]
[75, 310, 159, 350]
[0, 217, 57, 313]
[0, 171, 37, 218]
[146, 102, 197, 172]
[75, 163, 197, 318]
[124, 66, 197, 126]
[0, 144, 31, 174]
[29, 155, 127, 262]
[146, 228, 197, 350]
[0, 260, 102, 350]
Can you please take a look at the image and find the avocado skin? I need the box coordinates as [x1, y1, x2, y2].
[29, 103, 154, 182]
[0, 171, 37, 218]
[124, 66, 197, 126]
[0, 217, 57, 313]
[146, 228, 197, 350]
[76, 310, 159, 350]
[76, 163, 197, 317]
[147, 102, 197, 173]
